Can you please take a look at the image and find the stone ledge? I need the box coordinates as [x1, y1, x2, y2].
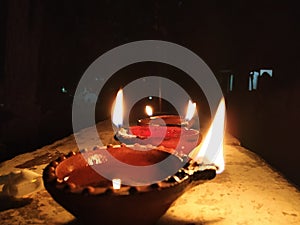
[0, 120, 299, 225]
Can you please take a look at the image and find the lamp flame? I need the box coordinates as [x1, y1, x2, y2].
[112, 89, 123, 128]
[145, 105, 153, 116]
[112, 178, 121, 189]
[185, 100, 196, 121]
[189, 98, 226, 174]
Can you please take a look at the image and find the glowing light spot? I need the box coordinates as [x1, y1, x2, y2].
[185, 100, 196, 121]
[189, 98, 226, 174]
[112, 89, 123, 128]
[112, 178, 121, 189]
[248, 76, 252, 91]
[61, 87, 67, 93]
[229, 74, 234, 91]
[260, 69, 273, 77]
[145, 105, 153, 116]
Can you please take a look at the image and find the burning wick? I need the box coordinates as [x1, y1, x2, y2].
[145, 105, 153, 116]
[189, 98, 226, 174]
[112, 89, 123, 129]
[185, 100, 196, 122]
[112, 178, 121, 190]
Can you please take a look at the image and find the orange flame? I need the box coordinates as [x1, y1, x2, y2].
[112, 89, 123, 127]
[189, 98, 225, 174]
[145, 105, 153, 116]
[185, 100, 196, 121]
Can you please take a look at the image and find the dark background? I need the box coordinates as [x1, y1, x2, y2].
[0, 0, 299, 186]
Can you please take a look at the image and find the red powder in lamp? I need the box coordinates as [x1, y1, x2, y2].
[137, 115, 188, 127]
[117, 126, 201, 154]
[129, 126, 192, 139]
[55, 145, 181, 187]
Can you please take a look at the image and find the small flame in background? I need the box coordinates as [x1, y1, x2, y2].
[185, 100, 196, 121]
[112, 89, 123, 127]
[112, 178, 121, 189]
[145, 105, 153, 116]
[189, 98, 226, 174]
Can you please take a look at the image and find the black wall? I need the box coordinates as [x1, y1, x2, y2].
[0, 0, 299, 186]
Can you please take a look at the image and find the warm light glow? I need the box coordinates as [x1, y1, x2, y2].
[189, 98, 226, 174]
[112, 89, 123, 127]
[145, 105, 153, 116]
[112, 178, 121, 189]
[185, 100, 196, 121]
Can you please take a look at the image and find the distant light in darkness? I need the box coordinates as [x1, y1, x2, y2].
[260, 69, 273, 77]
[252, 71, 260, 90]
[148, 96, 153, 100]
[229, 74, 234, 92]
[61, 87, 67, 93]
[248, 68, 273, 91]
[249, 76, 252, 91]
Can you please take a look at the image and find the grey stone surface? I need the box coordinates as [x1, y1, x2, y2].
[0, 120, 299, 225]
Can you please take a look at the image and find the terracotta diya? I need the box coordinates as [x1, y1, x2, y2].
[43, 144, 216, 225]
[115, 125, 201, 155]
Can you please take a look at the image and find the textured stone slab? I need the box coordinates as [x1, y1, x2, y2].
[0, 120, 299, 225]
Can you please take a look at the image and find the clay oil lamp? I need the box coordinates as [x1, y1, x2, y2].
[43, 89, 226, 225]
[43, 144, 217, 225]
[112, 89, 226, 174]
[114, 90, 201, 155]
[116, 125, 201, 155]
